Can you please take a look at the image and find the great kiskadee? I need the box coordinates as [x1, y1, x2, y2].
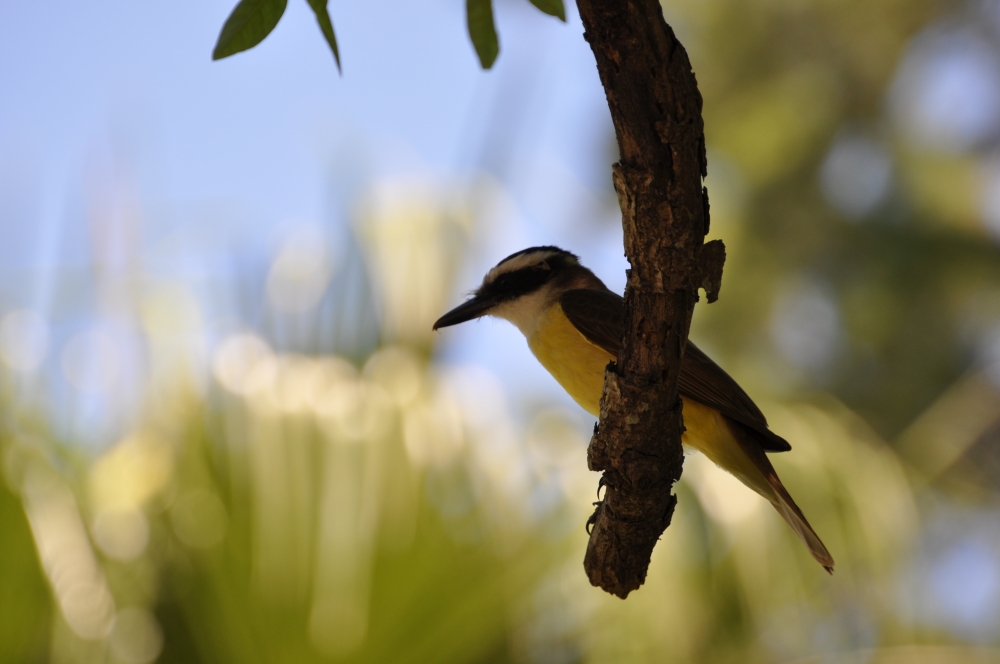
[433, 246, 834, 572]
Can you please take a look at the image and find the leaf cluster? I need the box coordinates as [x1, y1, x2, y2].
[212, 0, 566, 71]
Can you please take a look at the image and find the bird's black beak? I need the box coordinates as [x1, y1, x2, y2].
[433, 295, 497, 330]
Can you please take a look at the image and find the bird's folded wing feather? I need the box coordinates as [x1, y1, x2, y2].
[559, 288, 791, 453]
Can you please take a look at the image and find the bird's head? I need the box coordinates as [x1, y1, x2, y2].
[433, 246, 604, 335]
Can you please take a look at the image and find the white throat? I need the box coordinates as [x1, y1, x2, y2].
[489, 284, 557, 339]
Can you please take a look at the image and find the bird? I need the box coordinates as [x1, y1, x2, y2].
[433, 246, 834, 573]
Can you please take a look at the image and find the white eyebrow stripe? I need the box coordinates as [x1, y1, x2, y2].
[483, 250, 561, 285]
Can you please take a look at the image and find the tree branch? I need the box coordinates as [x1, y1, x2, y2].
[577, 0, 724, 598]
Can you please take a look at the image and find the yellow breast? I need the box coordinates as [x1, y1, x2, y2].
[527, 304, 611, 417]
[525, 303, 746, 475]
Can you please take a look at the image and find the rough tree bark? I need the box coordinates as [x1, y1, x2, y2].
[576, 0, 726, 598]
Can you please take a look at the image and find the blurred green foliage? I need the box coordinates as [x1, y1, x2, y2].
[684, 0, 1000, 440]
[0, 475, 49, 662]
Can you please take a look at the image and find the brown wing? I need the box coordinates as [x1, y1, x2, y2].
[558, 288, 791, 453]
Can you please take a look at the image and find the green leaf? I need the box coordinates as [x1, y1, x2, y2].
[528, 0, 566, 21]
[212, 0, 288, 60]
[466, 0, 499, 69]
[305, 0, 341, 72]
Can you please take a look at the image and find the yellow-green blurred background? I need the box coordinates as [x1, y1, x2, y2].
[3, 0, 1000, 662]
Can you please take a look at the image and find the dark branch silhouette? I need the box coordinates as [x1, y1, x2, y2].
[577, 0, 725, 598]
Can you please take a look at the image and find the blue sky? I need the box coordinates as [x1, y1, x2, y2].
[0, 0, 635, 433]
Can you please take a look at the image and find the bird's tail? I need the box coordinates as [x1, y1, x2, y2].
[728, 420, 835, 573]
[765, 474, 835, 574]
